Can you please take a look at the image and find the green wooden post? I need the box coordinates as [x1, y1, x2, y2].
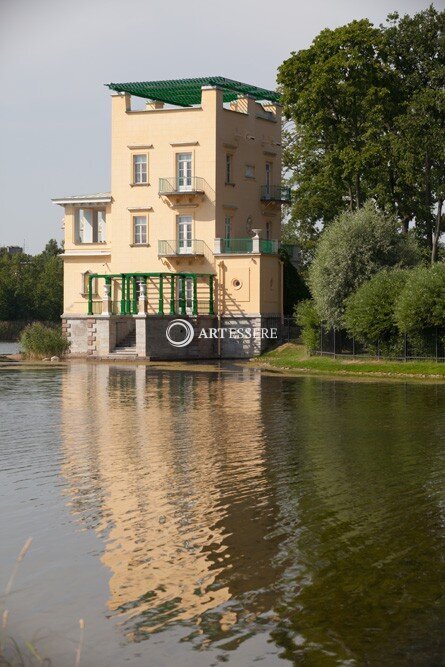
[158, 274, 164, 314]
[132, 276, 138, 314]
[209, 275, 214, 315]
[120, 273, 126, 314]
[126, 275, 131, 314]
[170, 274, 175, 314]
[180, 276, 186, 316]
[192, 275, 198, 315]
[88, 275, 93, 315]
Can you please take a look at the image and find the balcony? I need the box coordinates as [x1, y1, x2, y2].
[215, 238, 279, 255]
[158, 239, 205, 257]
[260, 185, 291, 204]
[159, 177, 205, 196]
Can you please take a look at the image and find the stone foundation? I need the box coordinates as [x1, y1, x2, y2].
[62, 314, 282, 360]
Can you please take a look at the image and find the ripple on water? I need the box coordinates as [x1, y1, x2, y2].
[0, 364, 444, 666]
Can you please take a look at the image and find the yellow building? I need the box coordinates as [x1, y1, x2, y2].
[52, 77, 289, 359]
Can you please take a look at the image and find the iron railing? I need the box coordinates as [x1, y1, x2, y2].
[159, 177, 205, 195]
[260, 185, 291, 203]
[221, 238, 253, 253]
[259, 239, 279, 254]
[218, 238, 278, 254]
[158, 239, 205, 256]
[313, 326, 445, 361]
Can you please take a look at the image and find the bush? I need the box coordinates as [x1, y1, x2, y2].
[395, 264, 445, 356]
[344, 269, 408, 355]
[20, 322, 70, 359]
[395, 264, 445, 332]
[308, 202, 421, 327]
[294, 299, 321, 351]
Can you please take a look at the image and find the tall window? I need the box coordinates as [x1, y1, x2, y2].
[75, 209, 106, 243]
[133, 154, 148, 184]
[226, 154, 233, 184]
[266, 221, 272, 240]
[133, 215, 147, 244]
[224, 215, 232, 250]
[265, 162, 272, 192]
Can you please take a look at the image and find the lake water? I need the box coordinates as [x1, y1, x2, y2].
[0, 362, 444, 666]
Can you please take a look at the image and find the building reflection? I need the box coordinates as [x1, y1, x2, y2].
[60, 363, 285, 645]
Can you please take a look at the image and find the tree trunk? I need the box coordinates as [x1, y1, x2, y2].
[355, 173, 362, 208]
[425, 153, 433, 250]
[431, 198, 443, 264]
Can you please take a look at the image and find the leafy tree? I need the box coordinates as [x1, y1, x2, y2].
[279, 246, 310, 314]
[0, 241, 63, 323]
[382, 6, 445, 259]
[395, 264, 445, 332]
[344, 269, 408, 354]
[294, 299, 321, 351]
[308, 202, 420, 327]
[278, 19, 400, 265]
[278, 6, 445, 265]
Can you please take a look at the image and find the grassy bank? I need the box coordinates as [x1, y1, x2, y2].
[255, 343, 445, 379]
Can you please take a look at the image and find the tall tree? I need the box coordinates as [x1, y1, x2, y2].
[278, 7, 445, 265]
[381, 6, 445, 260]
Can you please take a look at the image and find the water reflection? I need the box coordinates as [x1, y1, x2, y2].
[57, 365, 445, 663]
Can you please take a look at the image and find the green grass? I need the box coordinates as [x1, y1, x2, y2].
[255, 343, 445, 379]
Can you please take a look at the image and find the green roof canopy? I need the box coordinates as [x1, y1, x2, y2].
[105, 76, 280, 107]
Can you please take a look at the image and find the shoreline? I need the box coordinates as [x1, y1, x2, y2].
[3, 349, 445, 383]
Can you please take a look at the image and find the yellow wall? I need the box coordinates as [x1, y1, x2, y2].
[61, 86, 283, 317]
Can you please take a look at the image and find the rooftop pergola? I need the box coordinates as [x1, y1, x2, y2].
[105, 76, 281, 107]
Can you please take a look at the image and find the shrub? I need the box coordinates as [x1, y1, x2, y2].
[308, 202, 421, 327]
[20, 322, 70, 359]
[344, 269, 409, 355]
[395, 264, 445, 332]
[294, 299, 321, 351]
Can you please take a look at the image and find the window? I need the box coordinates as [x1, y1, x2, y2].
[224, 215, 232, 240]
[224, 215, 232, 251]
[225, 154, 233, 184]
[246, 216, 253, 235]
[176, 153, 192, 191]
[81, 271, 98, 296]
[266, 221, 272, 240]
[133, 215, 148, 245]
[133, 154, 148, 184]
[75, 209, 106, 244]
[265, 162, 273, 192]
[245, 164, 255, 179]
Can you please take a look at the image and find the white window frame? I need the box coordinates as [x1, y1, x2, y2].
[132, 153, 148, 185]
[75, 208, 106, 244]
[133, 215, 148, 245]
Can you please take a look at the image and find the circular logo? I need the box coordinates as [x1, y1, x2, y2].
[165, 319, 195, 348]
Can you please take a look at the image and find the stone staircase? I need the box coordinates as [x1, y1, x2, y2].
[110, 328, 138, 358]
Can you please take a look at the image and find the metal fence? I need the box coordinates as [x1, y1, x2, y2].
[314, 326, 445, 361]
[282, 317, 302, 342]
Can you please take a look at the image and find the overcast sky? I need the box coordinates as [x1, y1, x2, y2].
[0, 0, 437, 253]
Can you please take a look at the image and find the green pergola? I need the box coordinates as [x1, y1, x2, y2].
[88, 272, 214, 317]
[105, 76, 281, 107]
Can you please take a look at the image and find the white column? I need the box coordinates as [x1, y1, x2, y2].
[252, 229, 261, 253]
[102, 282, 111, 315]
[138, 280, 147, 314]
[214, 238, 223, 254]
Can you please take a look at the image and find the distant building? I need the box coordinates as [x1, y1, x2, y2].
[52, 76, 290, 359]
[1, 246, 23, 255]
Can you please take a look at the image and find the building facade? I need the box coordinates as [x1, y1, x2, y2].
[53, 77, 290, 359]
